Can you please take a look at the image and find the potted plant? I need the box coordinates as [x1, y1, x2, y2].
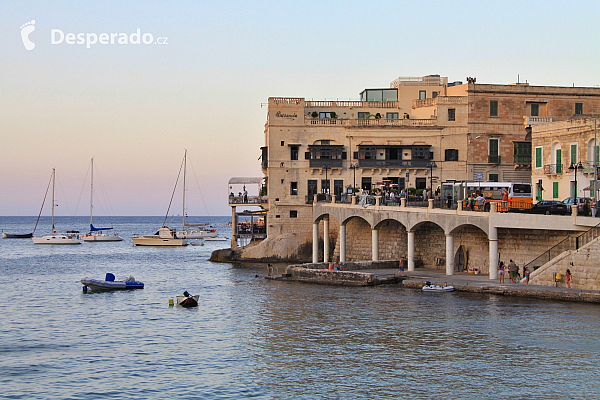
[311, 111, 318, 118]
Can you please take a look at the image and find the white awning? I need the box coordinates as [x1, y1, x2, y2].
[228, 177, 264, 185]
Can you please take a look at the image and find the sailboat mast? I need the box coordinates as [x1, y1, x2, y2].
[90, 158, 94, 227]
[51, 168, 55, 231]
[182, 149, 187, 231]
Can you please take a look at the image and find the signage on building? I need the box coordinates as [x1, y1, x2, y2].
[476, 172, 484, 180]
[275, 111, 297, 118]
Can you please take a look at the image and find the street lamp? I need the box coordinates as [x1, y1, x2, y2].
[322, 164, 331, 194]
[427, 161, 437, 198]
[349, 163, 359, 194]
[569, 161, 583, 197]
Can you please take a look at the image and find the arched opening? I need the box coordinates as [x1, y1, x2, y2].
[454, 245, 468, 272]
[341, 216, 371, 261]
[375, 219, 407, 261]
[451, 224, 489, 273]
[412, 221, 445, 269]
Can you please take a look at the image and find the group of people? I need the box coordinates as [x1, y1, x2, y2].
[497, 259, 530, 284]
[229, 188, 249, 203]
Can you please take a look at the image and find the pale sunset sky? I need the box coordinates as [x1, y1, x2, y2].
[1, 0, 599, 216]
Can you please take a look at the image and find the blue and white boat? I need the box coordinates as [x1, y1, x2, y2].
[81, 273, 144, 292]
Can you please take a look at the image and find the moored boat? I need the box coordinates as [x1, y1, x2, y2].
[132, 227, 188, 246]
[2, 232, 33, 239]
[176, 292, 199, 308]
[81, 273, 144, 292]
[422, 281, 455, 292]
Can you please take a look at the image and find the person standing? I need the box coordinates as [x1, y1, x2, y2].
[524, 266, 530, 285]
[591, 198, 597, 218]
[566, 269, 572, 288]
[447, 193, 453, 209]
[398, 257, 406, 276]
[508, 259, 518, 283]
[476, 193, 485, 211]
[498, 261, 505, 283]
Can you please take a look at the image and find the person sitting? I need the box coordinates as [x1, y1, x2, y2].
[179, 291, 198, 308]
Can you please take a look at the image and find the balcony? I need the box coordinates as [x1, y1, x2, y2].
[305, 118, 435, 127]
[358, 159, 431, 168]
[543, 164, 563, 175]
[309, 159, 343, 168]
[524, 116, 553, 126]
[412, 96, 466, 108]
[229, 195, 268, 205]
[513, 154, 531, 165]
[488, 155, 501, 164]
[305, 100, 398, 108]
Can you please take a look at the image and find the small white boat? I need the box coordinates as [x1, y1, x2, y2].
[422, 281, 455, 292]
[81, 273, 144, 292]
[132, 227, 188, 246]
[204, 237, 228, 241]
[190, 241, 204, 246]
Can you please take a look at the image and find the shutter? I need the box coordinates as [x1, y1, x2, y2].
[353, 151, 358, 160]
[305, 151, 311, 160]
[342, 152, 347, 160]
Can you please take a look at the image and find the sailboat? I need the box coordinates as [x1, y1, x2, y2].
[132, 151, 189, 246]
[82, 158, 123, 242]
[32, 169, 82, 245]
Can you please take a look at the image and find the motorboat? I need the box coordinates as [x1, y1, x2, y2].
[81, 273, 144, 292]
[204, 237, 228, 241]
[422, 281, 455, 292]
[190, 240, 204, 246]
[132, 227, 188, 246]
[176, 225, 218, 239]
[82, 158, 123, 242]
[176, 292, 199, 308]
[32, 168, 82, 245]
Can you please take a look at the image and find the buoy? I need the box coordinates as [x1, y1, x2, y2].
[168, 298, 174, 307]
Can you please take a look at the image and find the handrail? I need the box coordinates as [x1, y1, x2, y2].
[523, 221, 600, 269]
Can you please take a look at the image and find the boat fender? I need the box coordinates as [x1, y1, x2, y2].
[82, 285, 88, 294]
[168, 299, 174, 307]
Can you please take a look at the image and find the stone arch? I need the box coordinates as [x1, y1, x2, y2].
[451, 224, 489, 273]
[374, 218, 408, 261]
[411, 221, 446, 269]
[343, 216, 372, 261]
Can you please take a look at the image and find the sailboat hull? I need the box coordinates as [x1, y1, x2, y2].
[32, 234, 82, 244]
[132, 236, 188, 246]
[83, 234, 124, 242]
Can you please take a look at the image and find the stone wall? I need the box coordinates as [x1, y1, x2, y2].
[529, 237, 600, 290]
[414, 222, 446, 270]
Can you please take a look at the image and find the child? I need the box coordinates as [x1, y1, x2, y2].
[524, 266, 530, 285]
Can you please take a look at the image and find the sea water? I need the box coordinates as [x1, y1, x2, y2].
[1, 216, 599, 399]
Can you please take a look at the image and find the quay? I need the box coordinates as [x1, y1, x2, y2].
[271, 263, 600, 303]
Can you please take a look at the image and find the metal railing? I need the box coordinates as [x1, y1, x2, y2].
[544, 164, 563, 174]
[523, 222, 600, 270]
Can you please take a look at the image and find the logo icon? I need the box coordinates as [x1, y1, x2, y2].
[20, 20, 36, 50]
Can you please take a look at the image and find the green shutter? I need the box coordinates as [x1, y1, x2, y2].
[553, 182, 559, 199]
[556, 149, 562, 173]
[536, 147, 542, 168]
[571, 144, 577, 164]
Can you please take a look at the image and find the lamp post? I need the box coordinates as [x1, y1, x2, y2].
[323, 164, 331, 194]
[569, 161, 583, 198]
[427, 161, 437, 199]
[349, 163, 359, 194]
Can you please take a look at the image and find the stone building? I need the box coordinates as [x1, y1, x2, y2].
[532, 117, 600, 201]
[229, 75, 600, 262]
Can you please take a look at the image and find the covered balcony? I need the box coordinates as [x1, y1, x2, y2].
[228, 177, 267, 206]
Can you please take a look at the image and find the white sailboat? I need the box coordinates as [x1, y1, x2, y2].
[32, 169, 82, 245]
[132, 151, 189, 246]
[82, 158, 123, 242]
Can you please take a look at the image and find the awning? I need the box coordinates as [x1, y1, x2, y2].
[228, 177, 264, 185]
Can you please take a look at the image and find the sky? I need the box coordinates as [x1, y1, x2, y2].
[1, 0, 599, 216]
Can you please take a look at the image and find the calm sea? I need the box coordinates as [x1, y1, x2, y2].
[1, 216, 599, 399]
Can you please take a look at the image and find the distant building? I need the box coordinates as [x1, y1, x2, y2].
[532, 116, 600, 201]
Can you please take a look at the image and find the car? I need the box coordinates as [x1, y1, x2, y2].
[532, 200, 569, 215]
[562, 197, 593, 215]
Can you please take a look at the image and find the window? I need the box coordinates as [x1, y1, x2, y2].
[445, 149, 459, 161]
[432, 91, 438, 98]
[415, 177, 426, 190]
[490, 100, 498, 117]
[290, 182, 298, 195]
[281, 141, 284, 146]
[359, 89, 398, 102]
[290, 145, 298, 160]
[290, 210, 298, 218]
[358, 112, 370, 119]
[419, 90, 426, 100]
[513, 142, 532, 165]
[448, 108, 455, 121]
[489, 139, 500, 163]
[308, 180, 318, 197]
[334, 180, 344, 197]
[386, 112, 399, 119]
[535, 147, 543, 168]
[361, 177, 372, 191]
[531, 103, 539, 117]
[571, 144, 578, 164]
[319, 112, 331, 119]
[575, 103, 583, 115]
[556, 149, 562, 174]
[553, 182, 559, 199]
[489, 173, 499, 182]
[321, 179, 330, 194]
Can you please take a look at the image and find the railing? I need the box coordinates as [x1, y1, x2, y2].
[412, 96, 466, 108]
[306, 118, 436, 127]
[271, 97, 303, 105]
[523, 222, 600, 270]
[305, 100, 398, 108]
[524, 116, 553, 125]
[229, 195, 268, 205]
[544, 164, 563, 174]
[309, 159, 343, 168]
[358, 159, 432, 168]
[488, 155, 501, 164]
